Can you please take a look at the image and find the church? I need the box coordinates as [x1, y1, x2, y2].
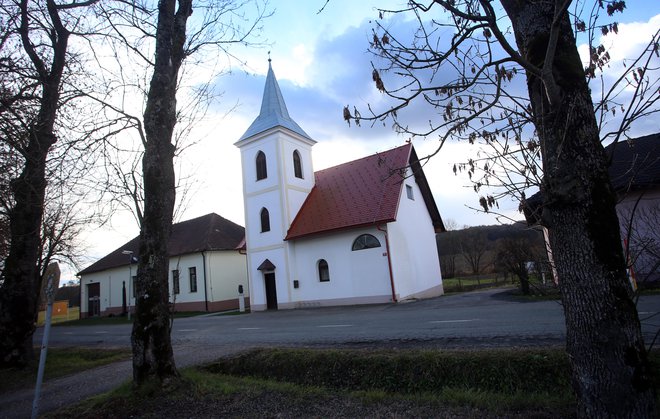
[235, 62, 445, 311]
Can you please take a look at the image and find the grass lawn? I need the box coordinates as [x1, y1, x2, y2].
[32, 347, 660, 418]
[51, 347, 660, 418]
[0, 347, 131, 394]
[442, 277, 502, 288]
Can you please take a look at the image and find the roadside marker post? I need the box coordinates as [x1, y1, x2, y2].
[32, 262, 60, 419]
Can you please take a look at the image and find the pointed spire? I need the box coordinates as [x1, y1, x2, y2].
[238, 58, 311, 141]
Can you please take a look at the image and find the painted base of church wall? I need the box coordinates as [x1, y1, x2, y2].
[397, 283, 444, 301]
[85, 297, 250, 317]
[250, 294, 393, 311]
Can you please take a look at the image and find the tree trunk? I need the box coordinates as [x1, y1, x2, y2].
[502, 1, 656, 417]
[0, 141, 51, 367]
[518, 268, 530, 295]
[130, 0, 192, 385]
[0, 0, 68, 368]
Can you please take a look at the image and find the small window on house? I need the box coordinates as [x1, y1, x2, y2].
[132, 275, 137, 298]
[172, 269, 180, 295]
[293, 150, 303, 179]
[352, 234, 382, 251]
[406, 184, 414, 200]
[260, 207, 270, 232]
[189, 267, 197, 293]
[256, 151, 267, 180]
[318, 259, 330, 282]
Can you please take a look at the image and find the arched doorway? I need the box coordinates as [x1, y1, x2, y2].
[258, 259, 277, 310]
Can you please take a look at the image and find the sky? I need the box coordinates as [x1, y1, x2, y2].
[68, 0, 660, 285]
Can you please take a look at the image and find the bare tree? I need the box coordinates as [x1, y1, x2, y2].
[495, 236, 542, 295]
[619, 197, 660, 288]
[94, 0, 270, 386]
[0, 0, 100, 368]
[459, 229, 488, 275]
[345, 1, 657, 416]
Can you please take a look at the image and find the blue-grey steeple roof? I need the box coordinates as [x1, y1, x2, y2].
[239, 62, 312, 141]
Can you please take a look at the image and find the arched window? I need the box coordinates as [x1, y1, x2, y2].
[260, 207, 270, 232]
[352, 234, 381, 251]
[256, 151, 267, 180]
[293, 150, 303, 179]
[318, 259, 330, 282]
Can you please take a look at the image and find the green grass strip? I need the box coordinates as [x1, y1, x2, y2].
[0, 347, 131, 394]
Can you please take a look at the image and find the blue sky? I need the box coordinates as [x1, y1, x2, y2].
[73, 0, 660, 283]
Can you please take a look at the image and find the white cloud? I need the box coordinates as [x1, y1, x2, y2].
[82, 2, 657, 267]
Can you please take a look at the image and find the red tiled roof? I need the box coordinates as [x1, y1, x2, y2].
[286, 143, 442, 240]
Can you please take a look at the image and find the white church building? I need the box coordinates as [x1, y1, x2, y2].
[235, 62, 445, 311]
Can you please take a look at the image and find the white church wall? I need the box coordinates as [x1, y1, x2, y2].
[286, 189, 310, 227]
[245, 188, 283, 249]
[387, 175, 443, 300]
[279, 135, 315, 225]
[247, 246, 292, 311]
[280, 136, 315, 189]
[289, 227, 392, 308]
[240, 133, 281, 195]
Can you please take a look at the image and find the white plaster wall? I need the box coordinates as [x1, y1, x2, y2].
[80, 253, 216, 314]
[240, 134, 281, 194]
[168, 253, 204, 303]
[80, 265, 122, 315]
[286, 189, 311, 226]
[289, 228, 392, 304]
[387, 175, 443, 299]
[238, 129, 316, 311]
[280, 137, 314, 190]
[206, 250, 249, 302]
[247, 246, 291, 310]
[245, 189, 283, 249]
[80, 265, 135, 314]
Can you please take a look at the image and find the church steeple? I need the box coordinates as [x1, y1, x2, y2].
[238, 61, 311, 141]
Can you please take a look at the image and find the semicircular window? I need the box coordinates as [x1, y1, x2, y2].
[351, 234, 381, 251]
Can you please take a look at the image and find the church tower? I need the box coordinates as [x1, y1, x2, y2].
[234, 61, 316, 310]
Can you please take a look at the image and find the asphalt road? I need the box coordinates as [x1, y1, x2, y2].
[3, 287, 658, 419]
[35, 287, 660, 349]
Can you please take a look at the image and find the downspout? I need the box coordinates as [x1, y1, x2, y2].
[377, 224, 397, 303]
[202, 252, 209, 312]
[76, 273, 82, 319]
[239, 247, 250, 309]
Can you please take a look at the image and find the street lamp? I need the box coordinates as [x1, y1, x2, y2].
[121, 250, 134, 320]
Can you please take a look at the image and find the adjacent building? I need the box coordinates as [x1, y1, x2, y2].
[525, 133, 660, 285]
[78, 213, 247, 317]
